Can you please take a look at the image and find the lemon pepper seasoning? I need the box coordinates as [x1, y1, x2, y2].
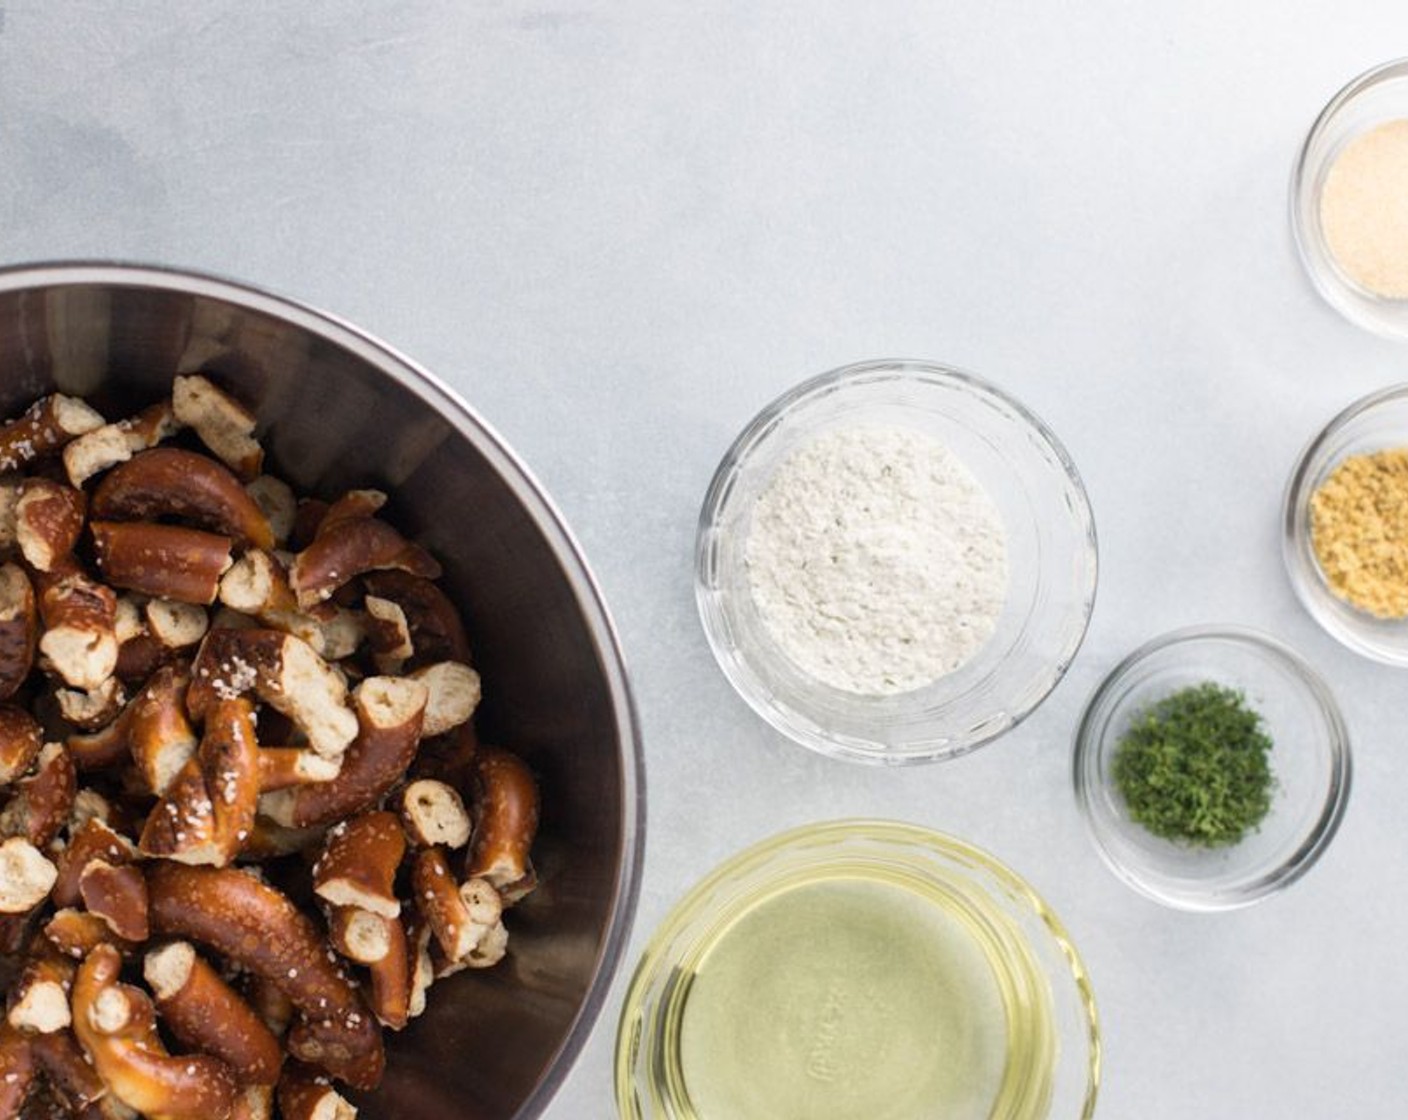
[1310, 447, 1408, 618]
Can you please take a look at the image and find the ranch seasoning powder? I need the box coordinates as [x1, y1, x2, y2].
[744, 425, 1009, 695]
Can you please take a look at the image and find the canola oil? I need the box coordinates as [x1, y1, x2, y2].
[665, 874, 1056, 1120]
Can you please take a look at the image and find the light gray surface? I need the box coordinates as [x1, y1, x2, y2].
[4, 3, 1407, 1116]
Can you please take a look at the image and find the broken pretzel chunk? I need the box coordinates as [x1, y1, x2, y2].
[144, 940, 283, 1086]
[35, 562, 118, 691]
[289, 506, 441, 610]
[7, 937, 74, 1034]
[363, 594, 413, 674]
[0, 1021, 37, 1116]
[0, 837, 57, 914]
[257, 747, 340, 792]
[278, 1062, 359, 1120]
[72, 943, 238, 1120]
[397, 779, 472, 850]
[0, 394, 104, 474]
[326, 909, 411, 1032]
[78, 860, 149, 942]
[43, 908, 131, 963]
[62, 399, 180, 489]
[31, 1026, 108, 1113]
[467, 746, 541, 899]
[0, 742, 77, 850]
[411, 848, 503, 965]
[52, 817, 135, 910]
[263, 674, 426, 828]
[245, 475, 296, 549]
[15, 477, 86, 573]
[188, 628, 357, 759]
[0, 703, 43, 785]
[55, 676, 126, 731]
[143, 598, 208, 649]
[93, 447, 274, 550]
[90, 520, 234, 606]
[172, 374, 263, 481]
[410, 660, 481, 739]
[312, 810, 404, 920]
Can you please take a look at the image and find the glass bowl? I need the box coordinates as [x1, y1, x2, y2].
[1073, 626, 1351, 912]
[615, 820, 1100, 1120]
[1291, 57, 1408, 339]
[694, 359, 1098, 765]
[1283, 383, 1408, 664]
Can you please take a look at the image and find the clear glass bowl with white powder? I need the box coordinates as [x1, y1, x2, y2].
[695, 359, 1098, 765]
[1292, 57, 1408, 339]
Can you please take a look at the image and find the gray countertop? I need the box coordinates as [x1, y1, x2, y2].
[6, 3, 1408, 1116]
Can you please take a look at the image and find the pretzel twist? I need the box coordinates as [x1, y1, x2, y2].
[72, 943, 238, 1120]
[146, 863, 384, 1090]
[144, 941, 283, 1086]
[139, 697, 259, 867]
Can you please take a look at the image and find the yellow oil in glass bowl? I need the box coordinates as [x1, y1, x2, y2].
[616, 821, 1098, 1120]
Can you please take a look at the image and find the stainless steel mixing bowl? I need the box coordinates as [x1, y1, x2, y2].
[0, 261, 644, 1118]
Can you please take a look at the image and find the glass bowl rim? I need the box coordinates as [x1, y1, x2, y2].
[1072, 623, 1352, 912]
[1281, 381, 1408, 665]
[614, 817, 1101, 1119]
[693, 357, 1099, 766]
[1290, 56, 1408, 340]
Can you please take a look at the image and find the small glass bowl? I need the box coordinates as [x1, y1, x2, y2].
[1283, 383, 1408, 664]
[1073, 626, 1351, 912]
[1291, 57, 1408, 339]
[695, 359, 1098, 765]
[615, 820, 1100, 1120]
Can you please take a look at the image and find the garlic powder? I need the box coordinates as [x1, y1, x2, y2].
[745, 425, 1009, 695]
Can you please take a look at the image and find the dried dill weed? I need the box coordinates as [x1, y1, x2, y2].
[1309, 447, 1408, 618]
[1113, 682, 1274, 848]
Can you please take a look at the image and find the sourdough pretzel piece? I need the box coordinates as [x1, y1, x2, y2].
[139, 697, 259, 867]
[0, 563, 37, 700]
[187, 628, 357, 759]
[411, 848, 502, 965]
[90, 520, 235, 606]
[0, 742, 77, 850]
[289, 498, 441, 610]
[143, 941, 283, 1086]
[78, 861, 149, 942]
[256, 747, 340, 791]
[35, 561, 119, 691]
[125, 664, 198, 797]
[52, 818, 135, 910]
[466, 746, 540, 898]
[321, 903, 412, 1029]
[43, 908, 130, 962]
[7, 936, 74, 1034]
[15, 477, 86, 572]
[172, 374, 264, 481]
[0, 394, 104, 474]
[311, 811, 404, 919]
[143, 598, 208, 650]
[397, 779, 472, 850]
[31, 1027, 108, 1113]
[409, 660, 481, 738]
[361, 571, 471, 667]
[0, 704, 43, 784]
[262, 675, 427, 828]
[146, 863, 385, 1091]
[277, 1062, 358, 1120]
[362, 595, 412, 674]
[217, 550, 362, 659]
[72, 944, 238, 1120]
[63, 399, 180, 488]
[55, 677, 127, 731]
[0, 1021, 37, 1115]
[94, 448, 274, 551]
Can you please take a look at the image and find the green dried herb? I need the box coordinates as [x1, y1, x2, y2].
[1112, 681, 1274, 847]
